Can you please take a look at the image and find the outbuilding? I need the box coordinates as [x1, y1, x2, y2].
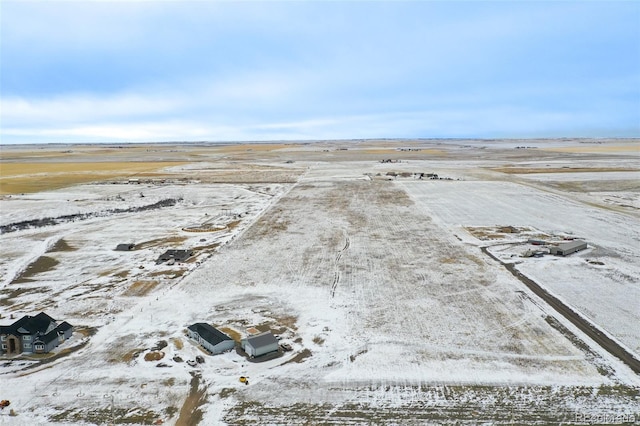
[187, 323, 235, 354]
[550, 240, 587, 256]
[241, 331, 279, 358]
[157, 249, 193, 264]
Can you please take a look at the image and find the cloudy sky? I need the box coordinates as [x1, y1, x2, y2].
[1, 1, 638, 144]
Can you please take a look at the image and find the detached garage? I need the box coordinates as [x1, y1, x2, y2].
[241, 332, 279, 358]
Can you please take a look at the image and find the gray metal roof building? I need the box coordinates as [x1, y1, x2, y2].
[550, 240, 587, 256]
[242, 331, 279, 358]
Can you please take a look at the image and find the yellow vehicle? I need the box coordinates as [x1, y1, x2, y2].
[239, 376, 249, 385]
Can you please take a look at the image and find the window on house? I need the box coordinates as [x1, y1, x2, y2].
[35, 344, 44, 350]
[1, 335, 6, 341]
[24, 343, 32, 349]
[1, 344, 6, 350]
[23, 335, 32, 341]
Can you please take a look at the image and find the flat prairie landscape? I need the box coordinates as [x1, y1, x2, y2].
[0, 139, 639, 425]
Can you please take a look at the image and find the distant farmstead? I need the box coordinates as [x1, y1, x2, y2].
[241, 331, 279, 358]
[187, 323, 235, 354]
[156, 249, 193, 264]
[0, 312, 73, 355]
[550, 240, 587, 256]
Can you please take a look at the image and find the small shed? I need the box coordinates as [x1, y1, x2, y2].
[115, 243, 135, 251]
[241, 331, 279, 358]
[157, 249, 193, 264]
[187, 323, 235, 354]
[550, 240, 587, 256]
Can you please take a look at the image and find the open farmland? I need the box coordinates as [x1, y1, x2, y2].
[0, 139, 639, 425]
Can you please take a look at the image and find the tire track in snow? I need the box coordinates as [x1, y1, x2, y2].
[331, 233, 350, 298]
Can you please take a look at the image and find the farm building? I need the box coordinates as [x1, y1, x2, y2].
[115, 243, 135, 251]
[156, 249, 193, 264]
[241, 331, 279, 358]
[550, 240, 587, 256]
[0, 312, 73, 355]
[186, 323, 235, 354]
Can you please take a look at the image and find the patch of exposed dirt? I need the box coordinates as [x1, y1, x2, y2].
[175, 372, 207, 426]
[491, 166, 639, 174]
[124, 280, 159, 296]
[47, 238, 76, 252]
[219, 327, 242, 343]
[12, 255, 59, 283]
[144, 351, 165, 362]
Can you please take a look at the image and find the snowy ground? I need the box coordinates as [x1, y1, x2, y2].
[0, 140, 638, 425]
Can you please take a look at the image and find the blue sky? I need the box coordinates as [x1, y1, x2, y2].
[1, 1, 639, 144]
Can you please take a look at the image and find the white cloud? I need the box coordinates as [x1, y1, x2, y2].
[1, 93, 183, 127]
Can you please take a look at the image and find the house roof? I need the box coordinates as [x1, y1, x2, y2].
[1, 312, 56, 336]
[245, 331, 278, 349]
[188, 323, 233, 346]
[157, 249, 193, 263]
[35, 329, 60, 345]
[557, 240, 586, 250]
[57, 321, 73, 332]
[0, 313, 72, 342]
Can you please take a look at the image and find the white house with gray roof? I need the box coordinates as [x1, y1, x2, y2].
[187, 323, 235, 354]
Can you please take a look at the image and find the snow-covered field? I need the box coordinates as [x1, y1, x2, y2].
[0, 140, 638, 425]
[399, 179, 640, 356]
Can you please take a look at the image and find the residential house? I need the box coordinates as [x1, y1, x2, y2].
[0, 312, 73, 355]
[187, 323, 235, 354]
[157, 249, 193, 264]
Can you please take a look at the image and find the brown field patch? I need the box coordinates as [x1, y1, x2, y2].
[144, 351, 165, 361]
[191, 242, 221, 252]
[0, 161, 185, 194]
[121, 348, 145, 364]
[124, 280, 159, 296]
[0, 286, 51, 306]
[214, 143, 295, 153]
[491, 166, 639, 174]
[538, 145, 640, 154]
[359, 148, 445, 155]
[113, 270, 129, 279]
[135, 236, 188, 250]
[219, 327, 242, 342]
[12, 255, 59, 283]
[148, 269, 187, 279]
[171, 337, 184, 350]
[282, 348, 312, 365]
[47, 238, 76, 252]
